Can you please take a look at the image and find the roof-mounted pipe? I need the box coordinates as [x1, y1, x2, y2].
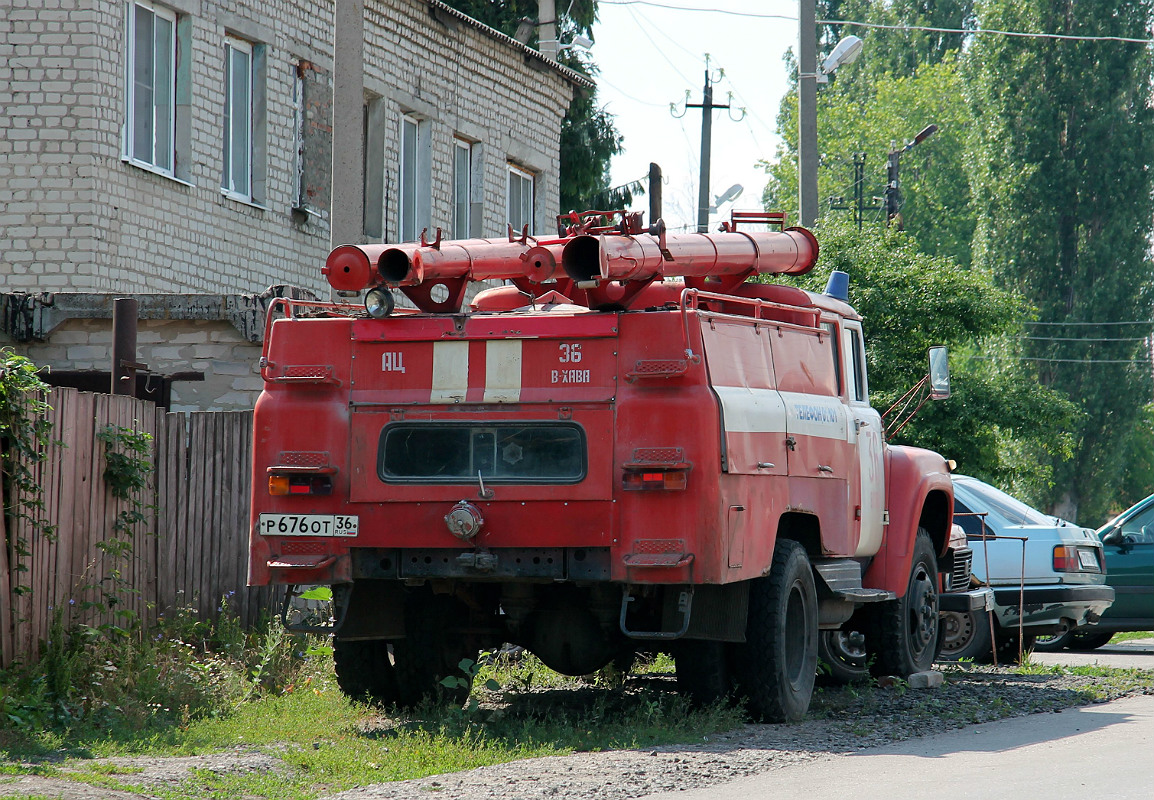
[561, 227, 818, 285]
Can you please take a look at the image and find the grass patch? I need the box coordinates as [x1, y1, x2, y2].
[1109, 631, 1154, 644]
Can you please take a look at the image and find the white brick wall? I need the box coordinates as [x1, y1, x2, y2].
[1, 0, 576, 297]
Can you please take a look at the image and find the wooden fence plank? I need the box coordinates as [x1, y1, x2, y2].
[4, 389, 267, 665]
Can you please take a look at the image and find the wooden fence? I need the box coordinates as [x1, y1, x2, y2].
[1, 388, 273, 667]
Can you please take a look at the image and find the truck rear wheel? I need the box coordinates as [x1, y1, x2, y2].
[867, 529, 939, 676]
[731, 539, 818, 722]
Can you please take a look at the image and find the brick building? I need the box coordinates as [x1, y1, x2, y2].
[1, 0, 587, 409]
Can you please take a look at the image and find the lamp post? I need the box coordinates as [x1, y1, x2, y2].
[884, 124, 938, 229]
[798, 0, 862, 226]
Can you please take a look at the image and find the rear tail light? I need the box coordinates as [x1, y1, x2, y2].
[269, 474, 333, 496]
[623, 467, 689, 491]
[1053, 545, 1101, 572]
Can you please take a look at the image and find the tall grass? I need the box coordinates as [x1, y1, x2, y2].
[0, 594, 323, 754]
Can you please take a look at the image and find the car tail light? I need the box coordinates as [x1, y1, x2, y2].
[1053, 545, 1101, 572]
[623, 467, 689, 491]
[268, 474, 333, 496]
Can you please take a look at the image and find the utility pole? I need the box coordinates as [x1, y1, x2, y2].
[686, 66, 730, 233]
[828, 152, 870, 230]
[798, 0, 818, 226]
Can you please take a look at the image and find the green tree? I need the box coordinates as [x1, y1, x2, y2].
[765, 1, 977, 262]
[964, 0, 1154, 523]
[782, 220, 1078, 503]
[443, 1, 634, 212]
[763, 58, 975, 265]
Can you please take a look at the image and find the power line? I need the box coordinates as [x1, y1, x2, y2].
[1019, 335, 1151, 343]
[823, 18, 1154, 45]
[1024, 320, 1154, 326]
[601, 1, 795, 21]
[970, 355, 1152, 365]
[599, 1, 1154, 44]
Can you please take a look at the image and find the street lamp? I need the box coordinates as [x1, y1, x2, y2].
[884, 124, 939, 228]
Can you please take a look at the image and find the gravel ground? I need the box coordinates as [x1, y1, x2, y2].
[2, 666, 1151, 800]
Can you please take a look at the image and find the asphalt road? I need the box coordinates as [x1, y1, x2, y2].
[642, 693, 1154, 800]
[1031, 635, 1154, 670]
[641, 637, 1154, 800]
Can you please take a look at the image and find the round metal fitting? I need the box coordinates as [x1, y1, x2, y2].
[445, 500, 484, 540]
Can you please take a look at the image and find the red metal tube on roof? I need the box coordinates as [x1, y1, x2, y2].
[560, 227, 819, 284]
[323, 238, 568, 291]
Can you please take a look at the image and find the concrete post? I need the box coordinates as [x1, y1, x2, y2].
[798, 0, 819, 226]
[539, 0, 558, 59]
[331, 0, 366, 248]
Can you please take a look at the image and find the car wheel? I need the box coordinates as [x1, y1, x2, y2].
[938, 609, 996, 663]
[1033, 630, 1076, 652]
[1067, 630, 1115, 651]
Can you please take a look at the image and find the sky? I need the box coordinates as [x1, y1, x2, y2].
[589, 1, 801, 232]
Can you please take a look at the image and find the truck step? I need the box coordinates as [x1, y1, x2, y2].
[812, 560, 895, 602]
[834, 587, 896, 603]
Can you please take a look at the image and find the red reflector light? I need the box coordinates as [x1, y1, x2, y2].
[623, 468, 689, 491]
[1053, 545, 1078, 572]
[269, 474, 333, 496]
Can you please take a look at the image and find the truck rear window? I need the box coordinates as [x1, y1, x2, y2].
[379, 423, 586, 483]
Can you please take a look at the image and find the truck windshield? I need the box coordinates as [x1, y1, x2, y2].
[379, 423, 586, 483]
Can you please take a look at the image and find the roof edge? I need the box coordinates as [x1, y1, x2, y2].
[427, 1, 595, 89]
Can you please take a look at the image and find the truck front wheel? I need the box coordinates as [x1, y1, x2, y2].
[867, 529, 939, 676]
[731, 539, 818, 722]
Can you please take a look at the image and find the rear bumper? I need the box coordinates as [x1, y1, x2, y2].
[989, 584, 1115, 632]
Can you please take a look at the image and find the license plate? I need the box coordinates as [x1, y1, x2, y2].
[259, 514, 358, 537]
[1077, 548, 1099, 570]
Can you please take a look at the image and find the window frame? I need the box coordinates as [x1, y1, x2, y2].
[398, 114, 431, 242]
[124, 0, 177, 175]
[507, 163, 535, 234]
[221, 35, 255, 202]
[453, 138, 474, 240]
[377, 422, 588, 485]
[844, 322, 868, 404]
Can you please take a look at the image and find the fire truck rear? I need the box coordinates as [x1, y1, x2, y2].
[249, 212, 959, 721]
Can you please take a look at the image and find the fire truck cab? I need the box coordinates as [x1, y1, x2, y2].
[249, 212, 959, 721]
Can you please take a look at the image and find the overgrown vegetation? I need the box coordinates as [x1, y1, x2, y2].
[0, 348, 57, 594]
[0, 597, 317, 748]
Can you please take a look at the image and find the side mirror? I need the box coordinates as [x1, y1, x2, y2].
[1101, 528, 1123, 546]
[928, 346, 950, 400]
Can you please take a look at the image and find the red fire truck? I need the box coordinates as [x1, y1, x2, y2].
[249, 211, 963, 721]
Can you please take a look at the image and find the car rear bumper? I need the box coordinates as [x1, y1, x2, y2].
[990, 584, 1116, 632]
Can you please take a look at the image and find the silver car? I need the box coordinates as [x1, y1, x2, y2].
[939, 475, 1114, 662]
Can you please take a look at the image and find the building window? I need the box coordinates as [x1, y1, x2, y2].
[453, 139, 474, 240]
[507, 164, 535, 234]
[222, 36, 254, 200]
[399, 114, 430, 242]
[125, 0, 177, 174]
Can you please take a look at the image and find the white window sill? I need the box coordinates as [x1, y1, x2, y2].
[122, 156, 195, 188]
[220, 188, 268, 211]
